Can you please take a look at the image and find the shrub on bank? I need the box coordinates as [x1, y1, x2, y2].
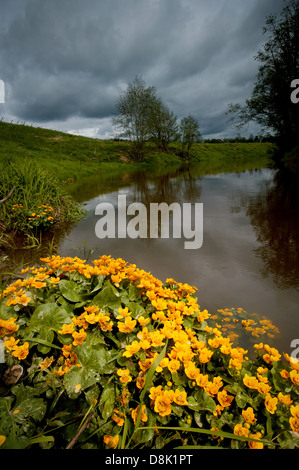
[0, 255, 298, 449]
[0, 159, 83, 246]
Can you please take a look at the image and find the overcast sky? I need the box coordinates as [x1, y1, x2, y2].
[0, 0, 285, 139]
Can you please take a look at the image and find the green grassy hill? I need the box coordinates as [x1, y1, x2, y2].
[0, 121, 137, 181]
[0, 121, 274, 183]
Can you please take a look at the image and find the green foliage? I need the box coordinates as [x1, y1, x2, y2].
[0, 255, 298, 449]
[228, 0, 299, 155]
[0, 158, 83, 249]
[113, 76, 159, 161]
[179, 115, 201, 159]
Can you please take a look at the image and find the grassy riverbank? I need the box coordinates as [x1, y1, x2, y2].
[0, 121, 274, 182]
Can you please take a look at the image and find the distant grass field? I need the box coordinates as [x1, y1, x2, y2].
[0, 121, 274, 183]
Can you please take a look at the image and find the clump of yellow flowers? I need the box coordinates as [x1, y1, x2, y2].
[0, 255, 298, 450]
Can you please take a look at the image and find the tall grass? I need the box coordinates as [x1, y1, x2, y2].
[0, 157, 83, 245]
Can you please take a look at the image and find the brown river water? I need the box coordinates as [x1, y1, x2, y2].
[56, 164, 299, 356]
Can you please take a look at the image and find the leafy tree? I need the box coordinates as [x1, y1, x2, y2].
[149, 98, 179, 151]
[180, 115, 201, 159]
[113, 76, 158, 160]
[228, 0, 299, 160]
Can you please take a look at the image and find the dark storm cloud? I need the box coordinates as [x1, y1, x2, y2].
[0, 0, 285, 138]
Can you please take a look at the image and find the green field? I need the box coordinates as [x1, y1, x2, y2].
[0, 121, 274, 183]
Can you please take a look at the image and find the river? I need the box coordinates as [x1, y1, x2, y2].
[55, 164, 299, 356]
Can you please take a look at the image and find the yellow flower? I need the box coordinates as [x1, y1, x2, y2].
[59, 323, 74, 335]
[233, 423, 249, 438]
[152, 355, 167, 372]
[117, 316, 136, 333]
[184, 362, 200, 380]
[149, 385, 163, 401]
[168, 359, 181, 373]
[204, 377, 223, 397]
[154, 393, 172, 417]
[151, 297, 168, 311]
[4, 336, 19, 351]
[103, 434, 119, 449]
[262, 345, 281, 364]
[208, 337, 221, 348]
[0, 318, 18, 334]
[217, 389, 234, 408]
[148, 330, 165, 347]
[39, 356, 54, 370]
[264, 394, 278, 414]
[248, 432, 264, 449]
[0, 435, 6, 447]
[6, 290, 31, 307]
[228, 358, 243, 370]
[117, 368, 132, 384]
[138, 316, 150, 326]
[256, 381, 271, 395]
[116, 307, 131, 319]
[131, 404, 148, 424]
[242, 407, 257, 424]
[135, 374, 145, 392]
[220, 343, 232, 355]
[173, 389, 188, 406]
[243, 374, 259, 390]
[290, 369, 299, 386]
[112, 410, 125, 427]
[123, 340, 141, 358]
[96, 312, 112, 331]
[198, 347, 213, 364]
[62, 344, 72, 358]
[72, 328, 87, 346]
[280, 369, 289, 379]
[277, 393, 292, 405]
[11, 342, 29, 360]
[196, 373, 209, 388]
[289, 405, 299, 433]
[32, 280, 47, 289]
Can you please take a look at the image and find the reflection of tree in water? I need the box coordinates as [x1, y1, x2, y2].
[247, 170, 299, 290]
[125, 166, 202, 240]
[130, 166, 202, 206]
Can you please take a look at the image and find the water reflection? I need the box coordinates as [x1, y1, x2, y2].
[130, 167, 202, 206]
[248, 169, 299, 290]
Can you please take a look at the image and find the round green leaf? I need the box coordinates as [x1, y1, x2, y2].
[30, 303, 72, 332]
[59, 279, 85, 303]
